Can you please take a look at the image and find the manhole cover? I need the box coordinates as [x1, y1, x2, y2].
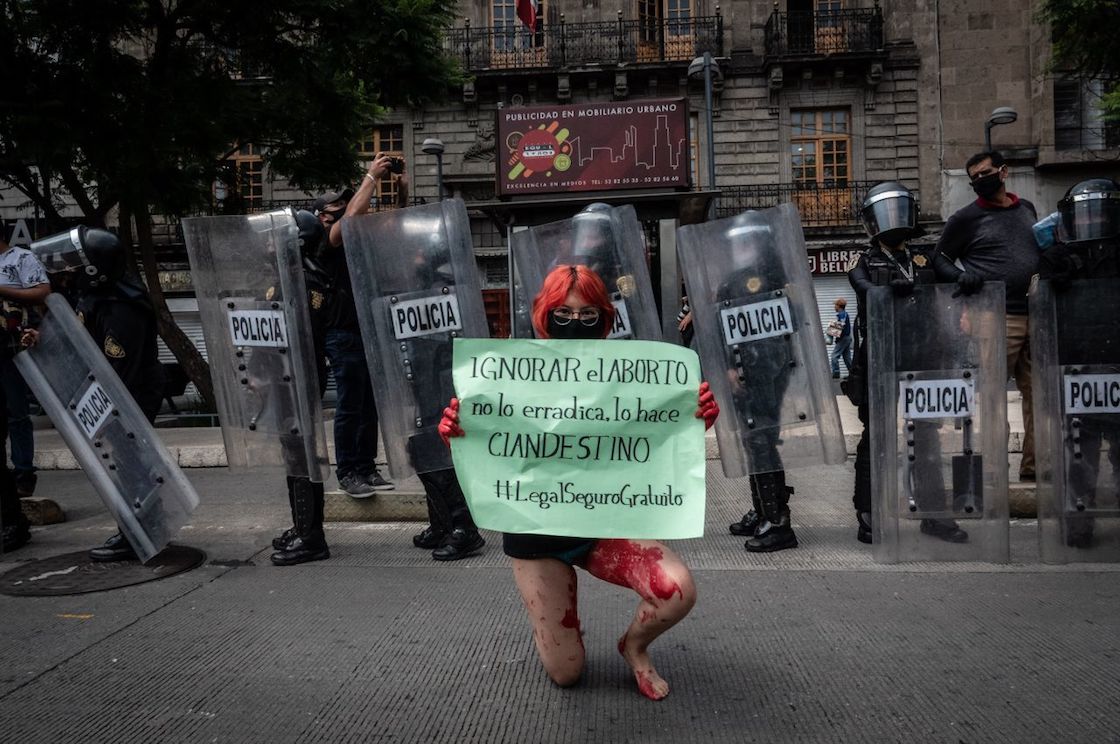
[0, 545, 206, 596]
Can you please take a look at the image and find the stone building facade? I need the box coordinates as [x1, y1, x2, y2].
[3, 1, 1118, 341]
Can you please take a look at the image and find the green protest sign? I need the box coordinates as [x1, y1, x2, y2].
[450, 338, 706, 540]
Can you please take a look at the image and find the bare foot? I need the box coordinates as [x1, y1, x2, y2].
[618, 634, 670, 701]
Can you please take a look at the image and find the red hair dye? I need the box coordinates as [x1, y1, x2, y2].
[531, 264, 616, 339]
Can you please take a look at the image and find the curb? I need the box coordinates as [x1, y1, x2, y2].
[324, 489, 427, 522]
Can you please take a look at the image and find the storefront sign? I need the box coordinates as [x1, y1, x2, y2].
[808, 247, 862, 276]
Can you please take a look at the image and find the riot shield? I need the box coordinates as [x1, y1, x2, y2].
[677, 204, 846, 477]
[510, 204, 660, 340]
[14, 294, 200, 563]
[1032, 278, 1120, 563]
[341, 200, 489, 480]
[182, 209, 329, 481]
[867, 283, 1009, 564]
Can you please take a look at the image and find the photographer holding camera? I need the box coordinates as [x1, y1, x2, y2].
[314, 153, 409, 498]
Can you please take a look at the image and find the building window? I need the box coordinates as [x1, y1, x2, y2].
[1054, 76, 1120, 151]
[638, 0, 694, 61]
[492, 0, 545, 51]
[226, 142, 263, 210]
[358, 125, 405, 208]
[791, 109, 850, 187]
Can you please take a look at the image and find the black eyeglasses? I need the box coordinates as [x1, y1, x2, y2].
[551, 307, 601, 326]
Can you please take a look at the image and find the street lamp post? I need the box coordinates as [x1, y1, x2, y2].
[688, 52, 722, 218]
[421, 138, 446, 200]
[984, 106, 1018, 151]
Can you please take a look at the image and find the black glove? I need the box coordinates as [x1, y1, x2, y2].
[1044, 254, 1081, 293]
[954, 272, 984, 296]
[889, 278, 914, 297]
[1050, 267, 1073, 292]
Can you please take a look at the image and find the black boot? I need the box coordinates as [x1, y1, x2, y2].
[919, 518, 969, 543]
[432, 528, 485, 561]
[1065, 515, 1094, 548]
[271, 478, 330, 566]
[413, 490, 451, 549]
[729, 477, 763, 536]
[856, 511, 872, 544]
[413, 526, 448, 549]
[272, 477, 299, 550]
[1, 515, 30, 553]
[89, 531, 138, 562]
[745, 472, 798, 553]
[425, 469, 484, 561]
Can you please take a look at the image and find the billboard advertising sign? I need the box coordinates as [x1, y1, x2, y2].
[496, 98, 690, 196]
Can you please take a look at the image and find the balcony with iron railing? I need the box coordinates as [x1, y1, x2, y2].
[716, 181, 883, 228]
[445, 13, 723, 73]
[764, 4, 884, 60]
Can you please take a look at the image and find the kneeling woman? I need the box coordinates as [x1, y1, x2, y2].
[440, 264, 718, 701]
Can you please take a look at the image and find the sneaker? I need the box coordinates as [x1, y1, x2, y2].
[338, 473, 376, 498]
[365, 469, 395, 492]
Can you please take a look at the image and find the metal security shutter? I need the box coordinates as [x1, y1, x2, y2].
[810, 275, 858, 372]
[811, 275, 858, 339]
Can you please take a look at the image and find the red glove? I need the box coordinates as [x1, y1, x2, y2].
[438, 397, 464, 447]
[695, 381, 719, 430]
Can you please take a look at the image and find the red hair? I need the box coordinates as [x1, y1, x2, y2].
[531, 264, 615, 339]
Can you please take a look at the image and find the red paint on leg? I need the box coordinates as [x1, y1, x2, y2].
[560, 607, 580, 630]
[587, 540, 682, 600]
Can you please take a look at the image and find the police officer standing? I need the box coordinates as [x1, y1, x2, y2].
[1037, 177, 1120, 547]
[847, 182, 967, 545]
[269, 210, 335, 564]
[32, 227, 164, 561]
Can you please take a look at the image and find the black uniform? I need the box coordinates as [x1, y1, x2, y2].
[847, 243, 939, 517]
[718, 260, 799, 552]
[1038, 237, 1120, 545]
[76, 282, 163, 424]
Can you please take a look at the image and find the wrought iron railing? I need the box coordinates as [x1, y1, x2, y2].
[716, 181, 883, 227]
[764, 6, 883, 58]
[445, 14, 723, 72]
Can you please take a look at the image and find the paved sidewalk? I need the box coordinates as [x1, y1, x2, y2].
[0, 460, 1116, 743]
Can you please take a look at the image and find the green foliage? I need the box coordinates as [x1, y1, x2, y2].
[0, 0, 461, 220]
[1038, 0, 1120, 121]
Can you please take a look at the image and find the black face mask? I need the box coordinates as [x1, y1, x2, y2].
[547, 315, 606, 339]
[971, 172, 1003, 200]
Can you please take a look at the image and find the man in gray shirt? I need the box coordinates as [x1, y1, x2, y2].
[0, 234, 50, 497]
[934, 150, 1039, 481]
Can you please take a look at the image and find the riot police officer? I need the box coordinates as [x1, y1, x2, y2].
[720, 216, 799, 552]
[32, 227, 164, 561]
[269, 210, 334, 564]
[1038, 177, 1120, 547]
[847, 182, 967, 545]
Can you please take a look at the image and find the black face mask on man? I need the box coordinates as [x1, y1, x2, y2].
[547, 313, 606, 340]
[971, 171, 1003, 200]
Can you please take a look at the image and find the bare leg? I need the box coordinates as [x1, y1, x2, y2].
[511, 557, 584, 687]
[583, 539, 697, 701]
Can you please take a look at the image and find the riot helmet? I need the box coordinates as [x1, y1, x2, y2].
[570, 203, 616, 277]
[725, 211, 775, 271]
[1057, 178, 1120, 244]
[30, 226, 125, 291]
[294, 209, 325, 257]
[860, 182, 919, 247]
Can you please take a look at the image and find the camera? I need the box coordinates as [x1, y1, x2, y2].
[387, 156, 404, 175]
